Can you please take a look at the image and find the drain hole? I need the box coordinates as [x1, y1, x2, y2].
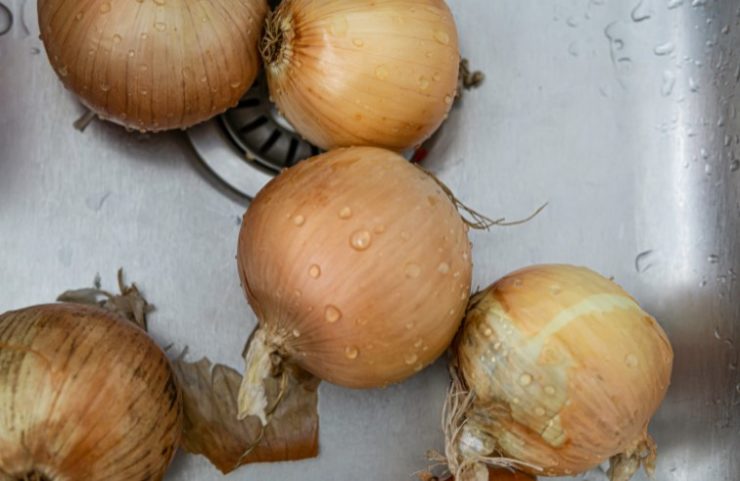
[0, 3, 12, 36]
[240, 116, 269, 134]
[286, 138, 299, 166]
[237, 97, 261, 109]
[260, 130, 282, 153]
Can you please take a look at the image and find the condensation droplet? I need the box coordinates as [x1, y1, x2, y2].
[483, 327, 493, 337]
[418, 76, 430, 90]
[414, 339, 424, 348]
[438, 262, 450, 274]
[535, 407, 546, 416]
[308, 264, 321, 279]
[292, 214, 305, 226]
[404, 263, 421, 279]
[345, 345, 359, 359]
[433, 29, 450, 45]
[405, 352, 419, 365]
[352, 38, 364, 47]
[625, 353, 639, 367]
[339, 206, 352, 219]
[350, 230, 372, 250]
[325, 305, 342, 323]
[375, 65, 389, 80]
[99, 2, 112, 14]
[444, 95, 453, 104]
[373, 224, 386, 234]
[544, 386, 556, 396]
[292, 329, 301, 338]
[519, 373, 533, 386]
[112, 34, 122, 43]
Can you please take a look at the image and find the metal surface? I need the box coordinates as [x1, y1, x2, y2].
[0, 1, 738, 481]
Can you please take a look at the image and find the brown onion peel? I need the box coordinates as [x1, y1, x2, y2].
[172, 355, 319, 474]
[439, 265, 673, 481]
[236, 146, 473, 423]
[38, 0, 268, 132]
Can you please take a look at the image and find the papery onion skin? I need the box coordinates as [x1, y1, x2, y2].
[454, 265, 673, 477]
[0, 304, 182, 481]
[38, 0, 268, 132]
[263, 0, 460, 151]
[237, 146, 472, 389]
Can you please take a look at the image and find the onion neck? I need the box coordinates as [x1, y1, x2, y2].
[237, 326, 284, 425]
[260, 4, 293, 70]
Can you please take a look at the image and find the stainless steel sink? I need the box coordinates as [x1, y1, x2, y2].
[0, 1, 738, 480]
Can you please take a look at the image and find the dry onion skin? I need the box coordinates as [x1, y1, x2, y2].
[38, 0, 268, 132]
[237, 146, 472, 422]
[0, 303, 182, 481]
[262, 0, 460, 151]
[446, 265, 673, 481]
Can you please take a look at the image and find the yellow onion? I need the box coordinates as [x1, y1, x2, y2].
[0, 303, 182, 481]
[447, 265, 673, 481]
[236, 146, 472, 422]
[38, 0, 268, 132]
[262, 0, 460, 151]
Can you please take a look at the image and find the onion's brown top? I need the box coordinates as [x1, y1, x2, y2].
[39, 0, 268, 132]
[456, 265, 674, 476]
[238, 147, 472, 388]
[0, 304, 182, 481]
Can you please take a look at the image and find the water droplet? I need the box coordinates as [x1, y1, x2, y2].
[112, 34, 122, 43]
[155, 22, 167, 32]
[128, 50, 136, 58]
[141, 32, 149, 40]
[405, 321, 415, 330]
[444, 95, 453, 105]
[625, 354, 639, 367]
[550, 284, 562, 295]
[667, 0, 684, 9]
[100, 82, 111, 92]
[689, 76, 700, 92]
[437, 262, 450, 274]
[292, 214, 305, 226]
[482, 327, 493, 337]
[654, 41, 675, 55]
[433, 29, 450, 45]
[418, 76, 430, 90]
[58, 65, 69, 77]
[544, 386, 556, 396]
[404, 263, 421, 279]
[345, 345, 359, 359]
[513, 278, 523, 288]
[375, 65, 389, 80]
[493, 342, 502, 351]
[730, 159, 739, 172]
[635, 249, 654, 273]
[414, 339, 424, 348]
[350, 230, 372, 251]
[293, 329, 301, 338]
[329, 15, 348, 36]
[631, 0, 652, 22]
[566, 16, 579, 27]
[355, 317, 367, 326]
[535, 407, 546, 416]
[352, 38, 364, 47]
[339, 206, 352, 219]
[405, 352, 418, 365]
[519, 373, 533, 386]
[325, 305, 342, 323]
[708, 254, 719, 263]
[308, 264, 321, 278]
[99, 2, 112, 14]
[373, 224, 386, 234]
[512, 397, 521, 405]
[75, 12, 83, 21]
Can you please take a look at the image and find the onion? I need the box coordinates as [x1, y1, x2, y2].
[236, 146, 472, 422]
[38, 0, 268, 132]
[444, 265, 673, 481]
[261, 0, 460, 151]
[0, 303, 182, 481]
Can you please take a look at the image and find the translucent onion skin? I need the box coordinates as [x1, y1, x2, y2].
[238, 147, 472, 389]
[263, 0, 460, 151]
[455, 265, 673, 477]
[0, 304, 182, 481]
[38, 0, 267, 132]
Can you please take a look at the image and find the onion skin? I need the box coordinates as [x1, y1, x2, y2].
[455, 265, 673, 477]
[0, 303, 182, 481]
[450, 468, 536, 481]
[263, 0, 460, 151]
[237, 146, 472, 390]
[38, 0, 268, 132]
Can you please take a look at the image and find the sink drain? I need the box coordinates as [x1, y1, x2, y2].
[188, 73, 439, 199]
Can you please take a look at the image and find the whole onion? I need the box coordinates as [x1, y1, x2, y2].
[261, 0, 460, 151]
[445, 265, 673, 481]
[236, 146, 472, 422]
[0, 303, 182, 481]
[38, 0, 268, 132]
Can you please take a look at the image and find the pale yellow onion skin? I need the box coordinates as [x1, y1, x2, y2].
[237, 146, 472, 388]
[264, 0, 460, 151]
[0, 304, 182, 481]
[456, 265, 673, 477]
[38, 0, 267, 132]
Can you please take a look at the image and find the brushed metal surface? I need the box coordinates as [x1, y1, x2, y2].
[0, 1, 738, 481]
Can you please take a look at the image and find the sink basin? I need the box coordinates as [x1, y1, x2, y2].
[0, 1, 737, 480]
